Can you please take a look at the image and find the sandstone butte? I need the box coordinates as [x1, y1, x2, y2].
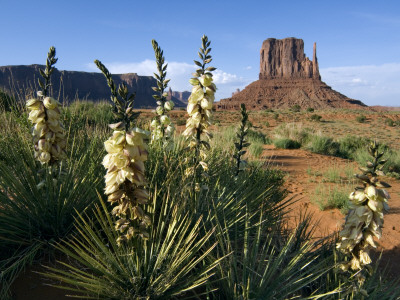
[0, 64, 188, 107]
[217, 37, 367, 110]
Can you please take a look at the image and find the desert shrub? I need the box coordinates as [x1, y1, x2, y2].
[273, 112, 279, 120]
[337, 135, 370, 159]
[247, 128, 270, 144]
[176, 118, 186, 126]
[312, 184, 350, 213]
[322, 164, 342, 183]
[356, 114, 366, 123]
[309, 114, 322, 122]
[274, 138, 301, 149]
[264, 120, 270, 127]
[290, 104, 301, 112]
[248, 142, 264, 158]
[306, 107, 314, 112]
[384, 117, 395, 127]
[274, 123, 312, 145]
[306, 134, 340, 156]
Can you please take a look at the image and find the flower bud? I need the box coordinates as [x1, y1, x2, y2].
[156, 106, 163, 115]
[189, 78, 200, 86]
[199, 75, 213, 87]
[164, 100, 174, 111]
[43, 97, 59, 109]
[160, 115, 171, 125]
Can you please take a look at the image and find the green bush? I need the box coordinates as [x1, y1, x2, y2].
[247, 128, 270, 144]
[274, 138, 301, 149]
[290, 104, 301, 112]
[306, 135, 340, 156]
[309, 114, 322, 122]
[337, 135, 370, 159]
[384, 117, 395, 127]
[176, 118, 186, 126]
[306, 107, 314, 112]
[312, 184, 350, 213]
[273, 123, 312, 145]
[356, 114, 367, 123]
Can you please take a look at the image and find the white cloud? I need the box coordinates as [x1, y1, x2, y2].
[245, 66, 252, 70]
[320, 63, 400, 106]
[87, 60, 252, 100]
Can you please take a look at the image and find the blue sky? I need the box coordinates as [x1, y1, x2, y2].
[1, 0, 400, 106]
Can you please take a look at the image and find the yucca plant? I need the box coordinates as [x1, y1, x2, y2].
[183, 35, 216, 191]
[150, 39, 175, 143]
[336, 141, 392, 298]
[0, 129, 104, 298]
[0, 48, 104, 298]
[233, 103, 250, 177]
[26, 46, 67, 166]
[44, 191, 222, 299]
[95, 59, 151, 245]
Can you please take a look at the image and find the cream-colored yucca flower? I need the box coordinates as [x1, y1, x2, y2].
[26, 95, 66, 165]
[103, 127, 151, 244]
[336, 141, 391, 294]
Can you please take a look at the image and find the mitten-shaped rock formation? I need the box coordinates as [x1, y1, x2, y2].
[218, 37, 366, 110]
[260, 38, 320, 80]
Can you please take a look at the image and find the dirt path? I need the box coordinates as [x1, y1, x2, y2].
[262, 145, 400, 278]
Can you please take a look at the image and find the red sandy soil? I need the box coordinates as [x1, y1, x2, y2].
[263, 144, 400, 279]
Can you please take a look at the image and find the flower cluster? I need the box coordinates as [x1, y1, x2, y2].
[26, 47, 66, 165]
[95, 59, 151, 245]
[26, 95, 66, 164]
[337, 141, 390, 291]
[150, 99, 175, 141]
[183, 35, 216, 181]
[103, 125, 151, 244]
[150, 39, 175, 143]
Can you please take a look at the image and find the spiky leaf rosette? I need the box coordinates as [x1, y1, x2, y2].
[183, 35, 216, 188]
[95, 60, 151, 245]
[26, 46, 66, 165]
[336, 141, 391, 296]
[233, 103, 250, 177]
[150, 39, 175, 143]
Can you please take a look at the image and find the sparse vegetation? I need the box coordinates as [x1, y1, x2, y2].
[312, 183, 350, 212]
[356, 114, 367, 123]
[309, 113, 322, 122]
[274, 138, 301, 149]
[290, 104, 301, 112]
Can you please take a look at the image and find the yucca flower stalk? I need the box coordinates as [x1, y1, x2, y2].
[26, 46, 66, 166]
[95, 60, 151, 245]
[150, 39, 175, 143]
[183, 35, 216, 188]
[233, 103, 251, 177]
[336, 141, 391, 297]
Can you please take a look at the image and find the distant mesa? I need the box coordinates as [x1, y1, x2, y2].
[0, 64, 188, 108]
[217, 37, 366, 110]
